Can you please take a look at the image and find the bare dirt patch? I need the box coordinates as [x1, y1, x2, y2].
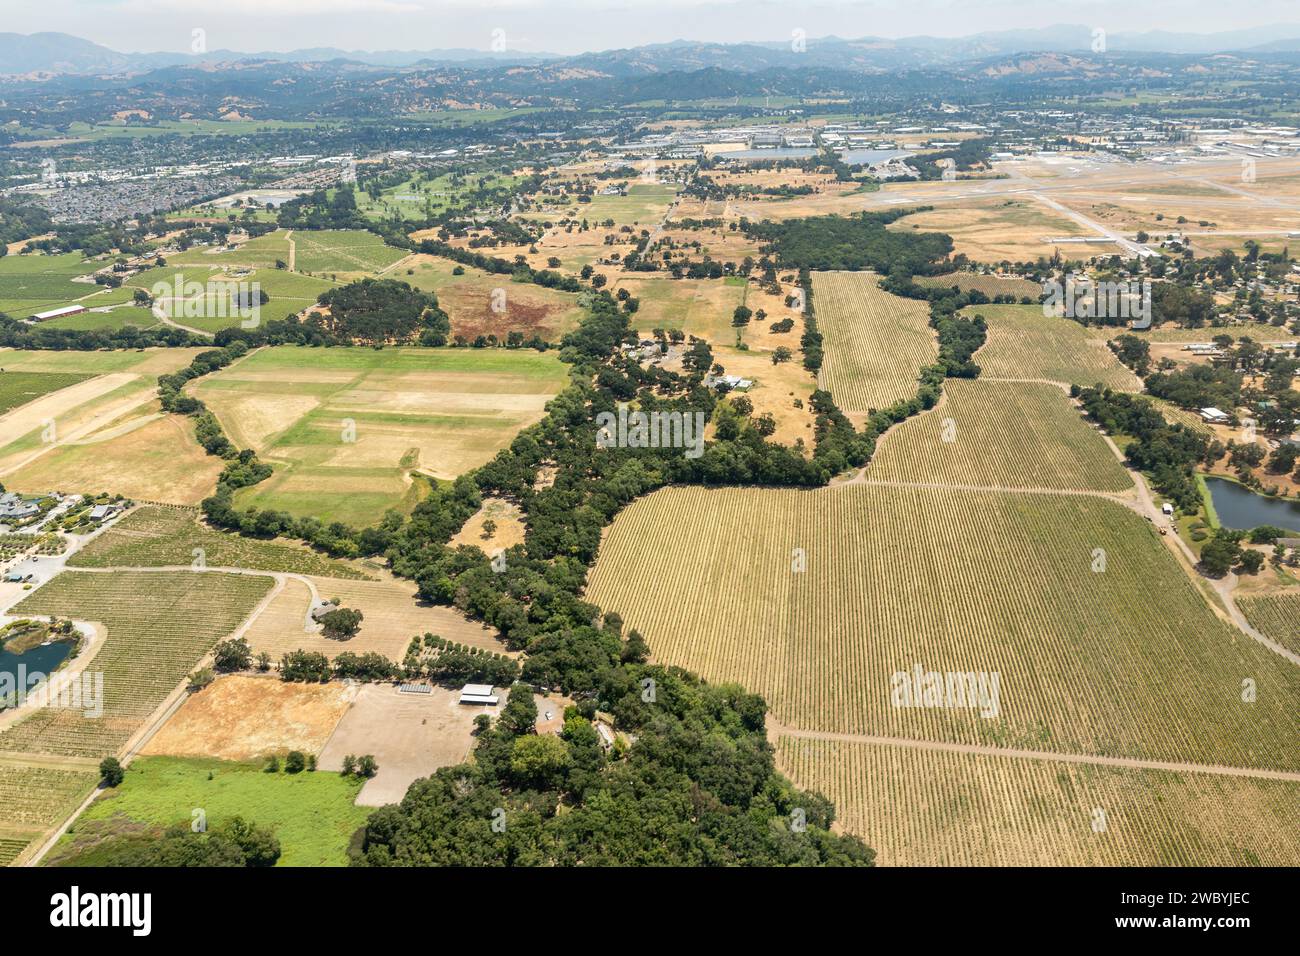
[142, 674, 356, 761]
[317, 684, 481, 806]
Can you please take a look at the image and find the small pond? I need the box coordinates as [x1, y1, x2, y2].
[1204, 476, 1300, 535]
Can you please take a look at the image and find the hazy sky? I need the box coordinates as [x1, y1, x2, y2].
[6, 0, 1299, 56]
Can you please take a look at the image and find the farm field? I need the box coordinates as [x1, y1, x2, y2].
[968, 304, 1143, 390]
[142, 675, 356, 762]
[242, 572, 501, 663]
[810, 271, 937, 424]
[69, 505, 373, 579]
[0, 570, 273, 758]
[586, 484, 1300, 770]
[48, 756, 368, 867]
[40, 305, 159, 332]
[776, 737, 1300, 866]
[613, 275, 747, 345]
[402, 254, 586, 342]
[0, 348, 207, 497]
[1238, 592, 1300, 656]
[0, 761, 99, 866]
[865, 380, 1134, 493]
[189, 345, 567, 525]
[5, 405, 223, 504]
[170, 229, 404, 280]
[1135, 324, 1298, 344]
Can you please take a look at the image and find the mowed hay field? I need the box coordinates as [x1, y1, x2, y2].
[242, 573, 502, 663]
[190, 346, 568, 526]
[1238, 592, 1300, 656]
[810, 272, 937, 424]
[0, 570, 274, 759]
[586, 484, 1300, 770]
[776, 738, 1300, 866]
[886, 198, 1102, 262]
[0, 348, 216, 502]
[969, 304, 1142, 390]
[866, 380, 1134, 493]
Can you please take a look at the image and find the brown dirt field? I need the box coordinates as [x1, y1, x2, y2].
[449, 497, 527, 551]
[142, 674, 356, 761]
[316, 684, 480, 806]
[244, 573, 503, 663]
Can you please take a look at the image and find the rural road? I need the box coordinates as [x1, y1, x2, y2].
[768, 722, 1300, 784]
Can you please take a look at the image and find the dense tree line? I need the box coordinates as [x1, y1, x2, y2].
[1073, 385, 1224, 513]
[314, 278, 450, 346]
[357, 674, 871, 866]
[743, 210, 953, 275]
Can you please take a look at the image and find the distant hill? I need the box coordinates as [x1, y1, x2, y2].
[5, 24, 1300, 79]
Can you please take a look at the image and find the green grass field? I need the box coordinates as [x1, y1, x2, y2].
[344, 171, 520, 222]
[50, 757, 369, 867]
[190, 345, 568, 525]
[520, 182, 679, 227]
[39, 306, 159, 332]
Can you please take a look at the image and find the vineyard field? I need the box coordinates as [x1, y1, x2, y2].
[0, 570, 273, 758]
[810, 272, 936, 424]
[776, 737, 1300, 866]
[916, 273, 1042, 300]
[586, 484, 1300, 770]
[1238, 592, 1300, 656]
[865, 380, 1134, 493]
[70, 505, 372, 580]
[967, 304, 1141, 390]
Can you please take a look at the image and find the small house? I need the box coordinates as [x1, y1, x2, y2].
[1199, 407, 1231, 425]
